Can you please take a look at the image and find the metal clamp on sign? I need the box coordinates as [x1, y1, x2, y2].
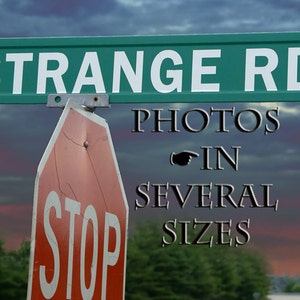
[47, 94, 110, 111]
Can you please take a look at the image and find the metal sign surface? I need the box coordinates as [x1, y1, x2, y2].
[2, 32, 300, 103]
[27, 100, 128, 299]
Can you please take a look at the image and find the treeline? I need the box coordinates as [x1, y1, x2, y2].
[0, 239, 30, 299]
[0, 222, 291, 299]
[126, 222, 270, 300]
[270, 275, 300, 293]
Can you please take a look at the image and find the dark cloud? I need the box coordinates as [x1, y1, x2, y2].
[0, 106, 60, 172]
[3, 0, 117, 17]
[1, 0, 300, 37]
[265, 0, 300, 12]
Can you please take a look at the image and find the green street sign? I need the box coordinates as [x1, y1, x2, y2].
[1, 32, 300, 104]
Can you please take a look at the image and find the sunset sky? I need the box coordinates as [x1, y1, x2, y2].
[0, 0, 300, 276]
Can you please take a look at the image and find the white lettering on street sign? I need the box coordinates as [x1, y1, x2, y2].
[2, 33, 300, 103]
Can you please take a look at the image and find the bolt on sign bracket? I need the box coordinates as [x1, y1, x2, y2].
[47, 94, 110, 111]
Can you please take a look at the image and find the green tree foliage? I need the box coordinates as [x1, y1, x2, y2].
[126, 222, 270, 300]
[0, 223, 271, 300]
[284, 279, 300, 293]
[0, 238, 30, 300]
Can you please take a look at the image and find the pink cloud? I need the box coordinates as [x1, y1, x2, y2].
[0, 148, 36, 175]
[0, 204, 32, 249]
[250, 219, 300, 275]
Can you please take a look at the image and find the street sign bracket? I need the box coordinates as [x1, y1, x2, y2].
[47, 94, 110, 111]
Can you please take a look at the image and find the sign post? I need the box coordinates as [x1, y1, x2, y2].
[27, 100, 128, 300]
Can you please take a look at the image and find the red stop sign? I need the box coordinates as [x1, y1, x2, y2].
[27, 100, 128, 300]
